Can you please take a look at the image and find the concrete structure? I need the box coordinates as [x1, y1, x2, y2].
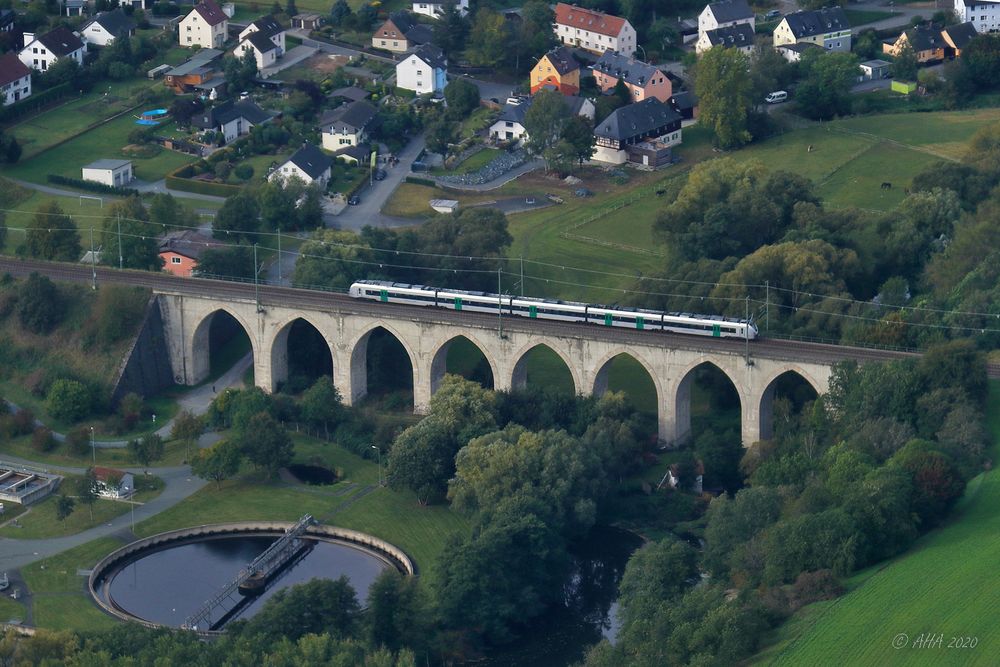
[592, 51, 672, 102]
[0, 463, 61, 505]
[179, 0, 229, 49]
[696, 22, 755, 54]
[81, 9, 136, 47]
[413, 0, 468, 18]
[859, 59, 892, 80]
[153, 286, 846, 446]
[773, 8, 851, 52]
[531, 46, 580, 95]
[954, 0, 1000, 33]
[19, 27, 85, 72]
[93, 467, 134, 499]
[554, 3, 637, 57]
[698, 0, 754, 41]
[593, 97, 682, 166]
[0, 53, 31, 106]
[269, 143, 332, 186]
[396, 44, 447, 94]
[372, 11, 432, 53]
[235, 15, 285, 70]
[82, 159, 134, 187]
[321, 100, 378, 152]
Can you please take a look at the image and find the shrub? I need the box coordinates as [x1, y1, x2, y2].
[24, 368, 50, 397]
[234, 163, 254, 180]
[85, 286, 148, 347]
[46, 174, 140, 197]
[791, 569, 844, 608]
[118, 392, 144, 430]
[31, 426, 56, 452]
[16, 273, 64, 334]
[47, 379, 93, 423]
[11, 408, 35, 436]
[65, 426, 91, 457]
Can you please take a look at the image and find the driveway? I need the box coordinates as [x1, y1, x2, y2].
[260, 45, 317, 78]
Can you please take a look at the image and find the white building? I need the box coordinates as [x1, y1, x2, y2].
[18, 27, 85, 72]
[489, 95, 596, 142]
[0, 53, 31, 106]
[396, 43, 448, 95]
[320, 100, 378, 152]
[82, 159, 134, 187]
[179, 0, 229, 49]
[553, 2, 637, 57]
[235, 15, 285, 69]
[93, 467, 135, 499]
[80, 8, 136, 47]
[412, 0, 468, 18]
[270, 143, 333, 187]
[954, 0, 1000, 33]
[698, 0, 754, 40]
[696, 22, 755, 55]
[773, 8, 852, 52]
[191, 99, 274, 145]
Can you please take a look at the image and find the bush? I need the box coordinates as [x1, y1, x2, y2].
[47, 379, 93, 423]
[24, 368, 51, 397]
[17, 273, 65, 334]
[46, 174, 140, 197]
[118, 392, 144, 430]
[11, 408, 35, 436]
[85, 286, 148, 347]
[234, 163, 254, 181]
[31, 426, 56, 452]
[791, 569, 844, 608]
[65, 426, 91, 457]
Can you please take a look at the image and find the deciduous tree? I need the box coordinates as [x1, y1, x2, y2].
[694, 46, 753, 148]
[191, 439, 242, 487]
[25, 202, 81, 261]
[240, 412, 293, 478]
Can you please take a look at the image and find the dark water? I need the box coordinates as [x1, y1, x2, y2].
[106, 536, 388, 628]
[287, 464, 338, 485]
[478, 526, 645, 667]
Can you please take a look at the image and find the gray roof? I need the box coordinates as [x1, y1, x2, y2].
[776, 41, 821, 53]
[705, 23, 755, 47]
[387, 10, 416, 34]
[167, 48, 223, 76]
[245, 30, 278, 53]
[247, 15, 283, 38]
[942, 21, 977, 49]
[859, 59, 891, 68]
[328, 86, 371, 102]
[84, 8, 136, 38]
[406, 24, 433, 45]
[669, 90, 697, 112]
[192, 99, 275, 129]
[496, 100, 529, 125]
[286, 143, 333, 179]
[321, 99, 378, 132]
[593, 51, 664, 87]
[84, 159, 131, 170]
[36, 26, 84, 56]
[706, 0, 753, 24]
[410, 43, 446, 69]
[542, 46, 579, 75]
[595, 97, 681, 142]
[904, 23, 945, 52]
[782, 7, 850, 39]
[159, 230, 224, 260]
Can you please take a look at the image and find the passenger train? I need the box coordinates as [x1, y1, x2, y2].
[348, 280, 758, 340]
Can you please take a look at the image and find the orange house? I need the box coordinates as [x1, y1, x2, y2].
[158, 230, 222, 277]
[530, 46, 580, 95]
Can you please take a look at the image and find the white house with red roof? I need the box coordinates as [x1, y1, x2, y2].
[93, 467, 135, 499]
[553, 3, 636, 57]
[0, 53, 31, 105]
[179, 0, 229, 49]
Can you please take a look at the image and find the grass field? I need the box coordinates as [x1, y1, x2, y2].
[754, 381, 1000, 665]
[843, 8, 896, 25]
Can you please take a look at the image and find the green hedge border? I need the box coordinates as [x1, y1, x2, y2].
[47, 174, 140, 196]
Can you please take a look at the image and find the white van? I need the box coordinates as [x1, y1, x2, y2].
[765, 90, 788, 104]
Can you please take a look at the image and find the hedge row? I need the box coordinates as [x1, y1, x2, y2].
[47, 174, 140, 197]
[165, 173, 241, 197]
[405, 175, 436, 187]
[0, 83, 73, 125]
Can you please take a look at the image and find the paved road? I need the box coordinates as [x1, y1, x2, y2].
[0, 257, 930, 371]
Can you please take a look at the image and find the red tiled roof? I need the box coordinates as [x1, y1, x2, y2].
[194, 0, 228, 26]
[554, 3, 628, 38]
[0, 52, 29, 87]
[93, 466, 128, 482]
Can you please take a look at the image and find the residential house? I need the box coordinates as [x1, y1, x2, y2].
[270, 143, 333, 186]
[164, 49, 225, 94]
[858, 59, 891, 80]
[291, 13, 324, 30]
[82, 159, 134, 187]
[553, 3, 637, 57]
[239, 16, 285, 54]
[321, 99, 378, 152]
[412, 0, 469, 18]
[564, 94, 596, 121]
[159, 229, 225, 277]
[81, 9, 136, 47]
[191, 98, 274, 144]
[0, 53, 31, 106]
[941, 21, 977, 58]
[883, 24, 946, 63]
[371, 11, 432, 53]
[18, 27, 85, 72]
[235, 17, 286, 71]
[64, 0, 86, 17]
[698, 0, 754, 42]
[669, 90, 698, 121]
[179, 0, 229, 49]
[592, 50, 672, 102]
[0, 9, 15, 32]
[530, 46, 580, 96]
[396, 43, 447, 94]
[328, 86, 371, 103]
[954, 0, 1000, 33]
[592, 97, 682, 166]
[773, 8, 852, 52]
[488, 95, 595, 141]
[93, 467, 134, 499]
[775, 41, 822, 62]
[696, 22, 755, 54]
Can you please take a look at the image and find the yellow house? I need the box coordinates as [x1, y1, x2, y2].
[530, 46, 580, 95]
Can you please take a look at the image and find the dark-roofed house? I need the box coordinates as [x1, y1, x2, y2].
[0, 9, 15, 32]
[397, 43, 447, 94]
[159, 230, 226, 276]
[81, 9, 136, 46]
[192, 98, 274, 144]
[697, 22, 755, 54]
[328, 86, 371, 103]
[698, 0, 754, 42]
[593, 97, 682, 167]
[941, 21, 977, 58]
[413, 0, 469, 19]
[372, 11, 432, 53]
[531, 46, 580, 95]
[774, 7, 852, 52]
[592, 50, 672, 102]
[270, 143, 333, 186]
[669, 90, 698, 121]
[236, 15, 285, 69]
[553, 2, 637, 57]
[0, 53, 31, 106]
[884, 23, 946, 63]
[489, 95, 595, 142]
[164, 48, 224, 93]
[321, 100, 379, 151]
[18, 27, 85, 72]
[179, 0, 230, 49]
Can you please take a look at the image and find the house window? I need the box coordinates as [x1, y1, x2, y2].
[171, 257, 182, 264]
[506, 121, 512, 127]
[32, 47, 37, 53]
[417, 69, 423, 75]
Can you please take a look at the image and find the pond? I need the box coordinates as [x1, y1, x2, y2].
[286, 463, 338, 485]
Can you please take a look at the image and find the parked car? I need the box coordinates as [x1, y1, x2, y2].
[374, 169, 387, 181]
[765, 9, 781, 19]
[765, 90, 788, 104]
[348, 195, 360, 205]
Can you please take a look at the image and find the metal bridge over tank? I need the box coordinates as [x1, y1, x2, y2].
[182, 514, 316, 631]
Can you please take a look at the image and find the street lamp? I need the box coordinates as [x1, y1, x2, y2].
[370, 445, 383, 486]
[90, 426, 96, 465]
[635, 44, 647, 62]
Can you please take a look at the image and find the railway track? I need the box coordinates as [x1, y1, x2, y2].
[0, 257, 976, 373]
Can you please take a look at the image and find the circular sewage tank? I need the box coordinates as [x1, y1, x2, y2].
[90, 523, 413, 631]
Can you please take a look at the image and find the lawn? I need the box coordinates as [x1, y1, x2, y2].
[816, 142, 938, 211]
[830, 107, 1000, 160]
[430, 148, 503, 176]
[382, 183, 502, 218]
[0, 595, 26, 623]
[843, 8, 896, 25]
[754, 381, 1000, 666]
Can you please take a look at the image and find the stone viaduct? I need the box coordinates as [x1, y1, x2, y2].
[155, 288, 843, 446]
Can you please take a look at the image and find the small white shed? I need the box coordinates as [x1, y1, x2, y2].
[82, 159, 133, 187]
